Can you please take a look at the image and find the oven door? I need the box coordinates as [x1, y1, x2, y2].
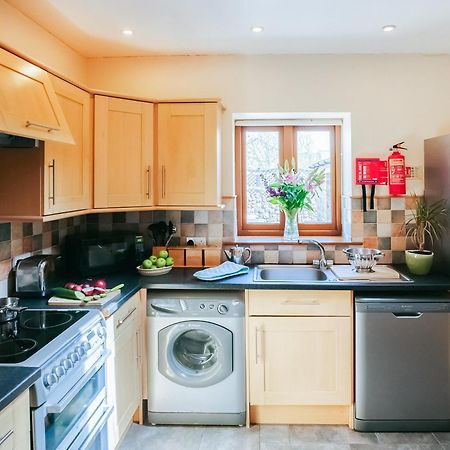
[32, 364, 112, 450]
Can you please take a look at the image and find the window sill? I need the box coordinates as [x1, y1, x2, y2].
[223, 236, 362, 246]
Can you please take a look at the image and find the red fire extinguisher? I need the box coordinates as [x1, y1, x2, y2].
[388, 142, 407, 196]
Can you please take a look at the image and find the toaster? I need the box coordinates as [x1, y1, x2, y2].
[15, 255, 60, 297]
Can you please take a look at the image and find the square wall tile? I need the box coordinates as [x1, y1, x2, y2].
[279, 251, 293, 264]
[181, 211, 194, 223]
[376, 198, 391, 210]
[194, 210, 208, 224]
[377, 210, 391, 224]
[293, 251, 307, 264]
[264, 251, 279, 264]
[391, 210, 405, 223]
[391, 236, 406, 251]
[391, 197, 406, 210]
[377, 223, 392, 237]
[0, 223, 11, 242]
[208, 210, 223, 224]
[363, 211, 377, 223]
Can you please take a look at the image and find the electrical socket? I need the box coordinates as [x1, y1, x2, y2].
[186, 237, 206, 247]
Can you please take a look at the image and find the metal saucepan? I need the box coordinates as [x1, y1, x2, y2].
[0, 297, 27, 323]
[343, 248, 384, 272]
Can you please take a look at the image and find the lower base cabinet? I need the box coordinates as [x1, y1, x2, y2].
[0, 390, 30, 449]
[247, 290, 353, 425]
[106, 291, 144, 448]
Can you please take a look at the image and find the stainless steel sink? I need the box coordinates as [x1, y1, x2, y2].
[253, 265, 336, 283]
[253, 264, 413, 283]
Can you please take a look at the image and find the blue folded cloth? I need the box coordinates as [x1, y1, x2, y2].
[193, 261, 249, 281]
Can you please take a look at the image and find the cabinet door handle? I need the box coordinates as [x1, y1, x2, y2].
[161, 165, 166, 198]
[136, 329, 141, 362]
[0, 429, 13, 446]
[49, 159, 56, 205]
[146, 166, 151, 199]
[255, 326, 264, 364]
[281, 300, 319, 306]
[116, 307, 137, 329]
[26, 120, 60, 132]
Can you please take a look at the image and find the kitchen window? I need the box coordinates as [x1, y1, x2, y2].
[235, 124, 341, 236]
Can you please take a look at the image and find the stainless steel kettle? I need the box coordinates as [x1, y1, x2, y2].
[223, 245, 252, 265]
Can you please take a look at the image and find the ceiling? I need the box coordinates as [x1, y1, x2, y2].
[7, 0, 450, 57]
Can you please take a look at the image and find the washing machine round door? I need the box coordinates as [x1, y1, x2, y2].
[159, 321, 233, 388]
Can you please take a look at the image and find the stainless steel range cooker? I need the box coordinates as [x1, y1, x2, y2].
[0, 308, 112, 450]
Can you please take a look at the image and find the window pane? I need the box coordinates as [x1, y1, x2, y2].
[296, 130, 332, 224]
[245, 130, 280, 224]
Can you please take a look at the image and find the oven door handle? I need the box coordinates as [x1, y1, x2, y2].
[68, 405, 113, 450]
[46, 350, 110, 414]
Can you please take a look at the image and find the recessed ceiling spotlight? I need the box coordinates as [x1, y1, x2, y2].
[382, 25, 396, 32]
[122, 29, 133, 36]
[251, 26, 264, 33]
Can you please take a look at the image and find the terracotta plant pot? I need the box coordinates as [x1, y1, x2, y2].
[405, 250, 434, 275]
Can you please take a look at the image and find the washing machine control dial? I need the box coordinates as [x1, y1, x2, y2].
[217, 304, 229, 315]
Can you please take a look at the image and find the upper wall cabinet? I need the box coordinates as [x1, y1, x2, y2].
[0, 48, 74, 144]
[94, 96, 154, 208]
[156, 102, 221, 207]
[44, 75, 93, 215]
[0, 77, 92, 219]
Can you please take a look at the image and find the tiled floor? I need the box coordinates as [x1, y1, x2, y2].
[119, 424, 450, 450]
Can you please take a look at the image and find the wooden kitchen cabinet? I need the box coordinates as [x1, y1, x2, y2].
[246, 290, 353, 425]
[0, 390, 31, 449]
[0, 77, 92, 219]
[0, 47, 73, 144]
[43, 75, 92, 214]
[106, 291, 144, 448]
[156, 102, 221, 207]
[94, 96, 154, 208]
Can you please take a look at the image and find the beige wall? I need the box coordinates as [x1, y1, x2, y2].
[0, 0, 88, 85]
[87, 54, 450, 196]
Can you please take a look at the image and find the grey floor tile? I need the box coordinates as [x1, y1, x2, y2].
[260, 425, 290, 445]
[350, 444, 443, 450]
[262, 444, 351, 450]
[434, 432, 450, 444]
[199, 425, 259, 450]
[119, 423, 203, 450]
[289, 425, 378, 445]
[375, 432, 441, 446]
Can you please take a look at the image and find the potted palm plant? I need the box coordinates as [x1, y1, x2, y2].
[404, 195, 448, 275]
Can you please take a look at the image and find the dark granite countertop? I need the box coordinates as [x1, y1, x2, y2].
[0, 366, 40, 411]
[18, 265, 450, 318]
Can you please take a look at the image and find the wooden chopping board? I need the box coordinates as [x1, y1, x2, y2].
[48, 290, 121, 306]
[331, 265, 401, 280]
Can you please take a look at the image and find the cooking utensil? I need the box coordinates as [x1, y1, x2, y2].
[0, 297, 27, 323]
[165, 221, 177, 247]
[343, 248, 384, 272]
[223, 245, 252, 265]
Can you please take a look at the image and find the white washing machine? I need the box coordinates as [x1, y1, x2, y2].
[147, 290, 245, 425]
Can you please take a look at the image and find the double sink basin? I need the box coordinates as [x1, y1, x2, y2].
[253, 265, 412, 283]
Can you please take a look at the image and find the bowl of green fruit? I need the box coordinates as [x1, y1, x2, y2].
[137, 249, 174, 276]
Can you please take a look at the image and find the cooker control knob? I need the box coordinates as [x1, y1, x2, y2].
[69, 352, 80, 364]
[52, 365, 66, 379]
[82, 342, 92, 353]
[75, 345, 86, 357]
[97, 326, 107, 338]
[217, 304, 229, 315]
[61, 358, 73, 371]
[43, 373, 57, 389]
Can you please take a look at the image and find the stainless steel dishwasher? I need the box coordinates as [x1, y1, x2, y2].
[355, 293, 450, 432]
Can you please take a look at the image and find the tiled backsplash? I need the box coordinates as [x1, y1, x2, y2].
[0, 195, 414, 294]
[0, 216, 85, 295]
